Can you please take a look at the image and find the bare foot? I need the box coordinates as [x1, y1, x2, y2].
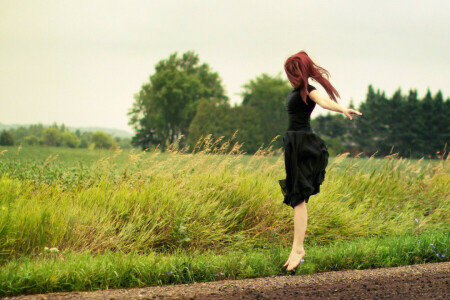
[283, 248, 306, 272]
[283, 252, 293, 268]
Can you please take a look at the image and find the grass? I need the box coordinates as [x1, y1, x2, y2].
[0, 230, 447, 297]
[0, 134, 448, 296]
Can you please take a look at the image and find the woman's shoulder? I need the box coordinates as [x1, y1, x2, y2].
[307, 84, 317, 92]
[293, 84, 317, 93]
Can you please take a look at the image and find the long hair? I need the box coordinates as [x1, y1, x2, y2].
[284, 51, 340, 105]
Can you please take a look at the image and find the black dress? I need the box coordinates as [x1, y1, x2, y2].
[279, 84, 329, 208]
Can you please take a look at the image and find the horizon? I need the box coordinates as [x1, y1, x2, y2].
[0, 122, 133, 137]
[0, 82, 447, 137]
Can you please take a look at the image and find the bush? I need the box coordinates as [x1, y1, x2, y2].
[79, 139, 89, 148]
[42, 128, 63, 146]
[0, 130, 15, 146]
[61, 132, 80, 148]
[91, 131, 117, 149]
[23, 136, 39, 146]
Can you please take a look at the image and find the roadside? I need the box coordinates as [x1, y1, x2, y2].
[5, 262, 449, 299]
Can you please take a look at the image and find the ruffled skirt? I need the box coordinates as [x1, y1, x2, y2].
[279, 130, 329, 208]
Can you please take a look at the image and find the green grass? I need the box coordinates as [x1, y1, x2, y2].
[0, 143, 439, 186]
[0, 137, 448, 296]
[0, 230, 447, 297]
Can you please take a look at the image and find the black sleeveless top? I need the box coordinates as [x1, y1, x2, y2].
[285, 84, 317, 131]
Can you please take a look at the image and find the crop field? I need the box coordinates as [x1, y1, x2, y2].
[0, 137, 448, 297]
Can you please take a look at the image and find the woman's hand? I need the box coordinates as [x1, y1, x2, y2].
[342, 108, 363, 120]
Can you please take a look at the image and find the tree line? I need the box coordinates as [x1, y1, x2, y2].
[0, 122, 132, 150]
[313, 85, 449, 158]
[128, 51, 449, 159]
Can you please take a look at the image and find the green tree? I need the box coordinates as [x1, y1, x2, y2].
[42, 127, 63, 146]
[384, 88, 404, 155]
[433, 91, 450, 157]
[322, 136, 347, 156]
[24, 135, 39, 145]
[61, 131, 80, 148]
[0, 130, 15, 146]
[231, 105, 265, 153]
[188, 98, 264, 154]
[128, 51, 228, 151]
[79, 139, 89, 148]
[27, 123, 45, 138]
[240, 73, 292, 150]
[312, 113, 347, 138]
[12, 126, 28, 143]
[312, 113, 348, 154]
[59, 123, 66, 132]
[403, 89, 422, 157]
[352, 85, 390, 156]
[186, 98, 218, 150]
[91, 131, 116, 149]
[351, 85, 449, 158]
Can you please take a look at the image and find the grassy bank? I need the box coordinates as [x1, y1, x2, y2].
[0, 146, 448, 258]
[0, 138, 448, 296]
[0, 230, 447, 297]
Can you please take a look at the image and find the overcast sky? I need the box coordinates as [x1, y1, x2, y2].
[1, 0, 449, 133]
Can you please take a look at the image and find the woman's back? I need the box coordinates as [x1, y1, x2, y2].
[286, 84, 317, 131]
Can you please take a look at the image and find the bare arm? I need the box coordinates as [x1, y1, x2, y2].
[309, 89, 363, 120]
[309, 90, 344, 113]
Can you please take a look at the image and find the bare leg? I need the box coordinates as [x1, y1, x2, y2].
[283, 201, 307, 271]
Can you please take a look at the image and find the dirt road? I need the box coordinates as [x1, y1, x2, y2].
[5, 262, 449, 299]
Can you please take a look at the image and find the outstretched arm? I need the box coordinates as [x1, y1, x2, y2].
[309, 89, 363, 120]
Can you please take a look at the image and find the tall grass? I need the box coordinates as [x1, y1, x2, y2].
[0, 134, 448, 263]
[0, 134, 448, 296]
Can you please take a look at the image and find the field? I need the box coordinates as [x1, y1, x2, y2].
[0, 137, 448, 297]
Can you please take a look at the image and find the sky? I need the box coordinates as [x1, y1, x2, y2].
[1, 0, 449, 134]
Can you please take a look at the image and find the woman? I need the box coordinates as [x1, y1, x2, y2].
[279, 51, 362, 272]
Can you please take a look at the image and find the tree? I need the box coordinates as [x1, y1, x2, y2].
[433, 91, 450, 157]
[42, 127, 63, 146]
[61, 131, 80, 148]
[312, 113, 348, 154]
[240, 73, 292, 150]
[312, 113, 347, 139]
[91, 131, 116, 149]
[350, 85, 449, 158]
[403, 89, 422, 157]
[60, 123, 66, 132]
[128, 51, 228, 151]
[12, 126, 28, 142]
[352, 85, 390, 156]
[186, 98, 216, 149]
[24, 135, 39, 145]
[187, 99, 264, 154]
[79, 139, 89, 148]
[28, 123, 45, 138]
[383, 88, 404, 155]
[0, 130, 15, 146]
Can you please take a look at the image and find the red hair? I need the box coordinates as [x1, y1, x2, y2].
[284, 50, 340, 105]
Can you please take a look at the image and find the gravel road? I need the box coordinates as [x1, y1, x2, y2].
[5, 262, 449, 299]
